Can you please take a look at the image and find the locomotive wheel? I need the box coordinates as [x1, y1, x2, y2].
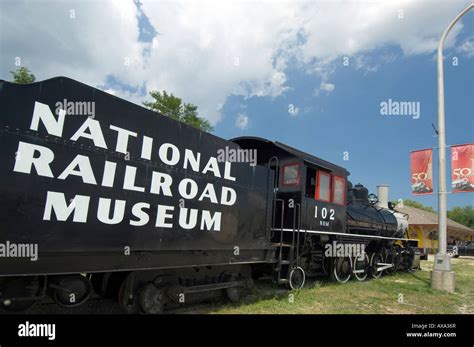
[287, 267, 305, 290]
[331, 257, 353, 283]
[226, 286, 241, 302]
[118, 273, 139, 314]
[91, 273, 108, 297]
[370, 253, 384, 279]
[224, 275, 241, 302]
[383, 253, 394, 274]
[0, 298, 37, 313]
[0, 278, 39, 313]
[91, 272, 127, 298]
[353, 253, 369, 281]
[322, 256, 330, 276]
[138, 283, 167, 314]
[244, 277, 255, 290]
[51, 275, 91, 308]
[384, 252, 400, 274]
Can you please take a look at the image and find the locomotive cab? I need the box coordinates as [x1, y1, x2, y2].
[232, 137, 353, 286]
[231, 137, 348, 236]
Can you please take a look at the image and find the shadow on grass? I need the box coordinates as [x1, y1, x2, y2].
[379, 268, 431, 286]
[454, 256, 474, 262]
[407, 271, 431, 285]
[203, 275, 362, 313]
[178, 277, 291, 313]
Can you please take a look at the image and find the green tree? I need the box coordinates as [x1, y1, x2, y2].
[448, 206, 474, 229]
[10, 67, 36, 84]
[400, 199, 436, 213]
[143, 90, 213, 132]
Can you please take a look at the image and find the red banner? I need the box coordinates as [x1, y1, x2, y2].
[410, 149, 433, 195]
[451, 143, 474, 193]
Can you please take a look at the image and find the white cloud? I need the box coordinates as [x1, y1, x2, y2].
[320, 82, 335, 92]
[313, 81, 335, 96]
[235, 113, 249, 130]
[0, 0, 146, 88]
[456, 37, 474, 58]
[1, 0, 472, 125]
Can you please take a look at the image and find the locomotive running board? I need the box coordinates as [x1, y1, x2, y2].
[271, 228, 418, 242]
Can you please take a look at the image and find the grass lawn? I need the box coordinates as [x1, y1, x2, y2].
[208, 256, 474, 314]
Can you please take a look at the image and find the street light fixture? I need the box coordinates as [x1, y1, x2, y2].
[431, 3, 474, 293]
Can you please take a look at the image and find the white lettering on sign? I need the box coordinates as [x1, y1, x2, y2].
[12, 101, 240, 232]
[30, 101, 65, 137]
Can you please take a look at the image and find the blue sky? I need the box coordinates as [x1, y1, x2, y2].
[1, 0, 473, 209]
[216, 41, 474, 209]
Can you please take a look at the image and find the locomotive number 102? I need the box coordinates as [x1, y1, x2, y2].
[314, 206, 335, 220]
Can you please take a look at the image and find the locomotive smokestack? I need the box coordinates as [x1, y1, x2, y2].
[376, 184, 389, 209]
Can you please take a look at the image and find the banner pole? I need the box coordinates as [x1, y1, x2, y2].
[431, 3, 473, 292]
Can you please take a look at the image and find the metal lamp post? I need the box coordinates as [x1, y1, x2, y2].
[431, 3, 474, 292]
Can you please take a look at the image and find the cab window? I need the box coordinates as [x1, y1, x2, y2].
[333, 176, 345, 205]
[316, 171, 331, 202]
[282, 162, 300, 186]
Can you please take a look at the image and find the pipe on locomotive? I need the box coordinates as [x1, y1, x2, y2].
[376, 184, 390, 209]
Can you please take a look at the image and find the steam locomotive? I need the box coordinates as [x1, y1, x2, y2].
[0, 77, 419, 313]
